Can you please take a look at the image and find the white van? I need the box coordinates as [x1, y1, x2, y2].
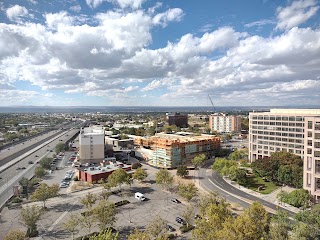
[135, 192, 145, 201]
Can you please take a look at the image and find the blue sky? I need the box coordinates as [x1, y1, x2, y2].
[0, 0, 319, 106]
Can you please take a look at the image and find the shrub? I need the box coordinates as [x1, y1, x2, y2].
[11, 197, 23, 203]
[131, 162, 142, 169]
[180, 225, 194, 233]
[114, 200, 130, 207]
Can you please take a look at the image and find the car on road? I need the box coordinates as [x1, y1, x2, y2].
[166, 225, 176, 232]
[21, 167, 26, 169]
[171, 198, 181, 204]
[28, 161, 33, 164]
[16, 167, 21, 170]
[175, 217, 185, 225]
[35, 155, 38, 157]
[59, 182, 69, 188]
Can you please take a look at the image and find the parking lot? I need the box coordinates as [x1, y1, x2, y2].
[0, 160, 193, 239]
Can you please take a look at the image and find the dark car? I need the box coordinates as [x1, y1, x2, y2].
[16, 167, 21, 170]
[35, 155, 38, 157]
[28, 161, 33, 164]
[176, 217, 185, 225]
[166, 225, 176, 232]
[21, 167, 26, 169]
[171, 198, 181, 204]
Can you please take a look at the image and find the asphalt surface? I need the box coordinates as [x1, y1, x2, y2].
[199, 161, 295, 217]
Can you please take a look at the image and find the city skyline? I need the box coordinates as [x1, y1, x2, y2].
[0, 0, 319, 107]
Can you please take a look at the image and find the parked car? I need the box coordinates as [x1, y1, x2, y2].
[28, 161, 33, 164]
[166, 225, 176, 232]
[171, 198, 181, 204]
[21, 167, 26, 169]
[16, 167, 21, 170]
[176, 217, 185, 225]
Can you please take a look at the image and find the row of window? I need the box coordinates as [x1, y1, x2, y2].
[253, 136, 303, 143]
[251, 121, 303, 127]
[251, 126, 304, 132]
[251, 130, 304, 138]
[251, 116, 304, 121]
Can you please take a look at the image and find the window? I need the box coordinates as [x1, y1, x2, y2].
[282, 117, 288, 121]
[308, 131, 313, 138]
[308, 121, 313, 129]
[307, 156, 312, 169]
[307, 148, 312, 154]
[289, 117, 295, 121]
[308, 140, 313, 147]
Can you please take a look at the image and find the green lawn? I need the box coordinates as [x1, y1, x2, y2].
[242, 175, 279, 194]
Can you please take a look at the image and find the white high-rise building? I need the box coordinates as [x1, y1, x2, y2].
[209, 113, 241, 133]
[79, 126, 105, 163]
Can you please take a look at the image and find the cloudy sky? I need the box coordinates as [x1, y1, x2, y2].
[0, 0, 319, 106]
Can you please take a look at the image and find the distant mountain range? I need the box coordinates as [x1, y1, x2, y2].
[0, 105, 318, 113]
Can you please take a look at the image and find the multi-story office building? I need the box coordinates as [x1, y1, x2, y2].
[249, 109, 320, 162]
[134, 133, 220, 168]
[304, 117, 320, 201]
[209, 113, 241, 133]
[166, 112, 188, 128]
[79, 126, 105, 163]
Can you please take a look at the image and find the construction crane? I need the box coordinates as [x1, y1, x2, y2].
[208, 94, 216, 113]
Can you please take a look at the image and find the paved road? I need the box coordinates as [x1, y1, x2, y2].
[0, 128, 79, 209]
[199, 161, 295, 217]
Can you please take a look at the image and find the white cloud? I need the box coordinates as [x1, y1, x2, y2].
[70, 5, 81, 13]
[153, 8, 184, 27]
[245, 19, 275, 28]
[6, 5, 29, 22]
[276, 0, 319, 30]
[86, 0, 106, 9]
[107, 0, 146, 9]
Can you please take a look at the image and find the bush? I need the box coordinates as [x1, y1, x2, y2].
[131, 162, 142, 169]
[180, 225, 194, 233]
[277, 189, 312, 208]
[11, 197, 23, 203]
[114, 200, 130, 207]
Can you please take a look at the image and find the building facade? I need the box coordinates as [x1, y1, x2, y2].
[209, 113, 241, 133]
[134, 133, 220, 168]
[304, 117, 320, 201]
[79, 126, 105, 163]
[166, 112, 188, 128]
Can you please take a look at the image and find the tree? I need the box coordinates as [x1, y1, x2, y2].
[212, 158, 237, 175]
[55, 143, 67, 154]
[21, 205, 42, 237]
[155, 169, 174, 191]
[89, 229, 119, 240]
[192, 154, 206, 169]
[229, 150, 247, 161]
[128, 229, 150, 240]
[290, 222, 318, 240]
[107, 168, 129, 191]
[132, 167, 148, 182]
[229, 166, 248, 185]
[146, 215, 168, 239]
[81, 192, 97, 209]
[63, 214, 80, 240]
[39, 157, 53, 170]
[181, 206, 194, 228]
[31, 183, 59, 208]
[4, 229, 25, 240]
[269, 211, 290, 240]
[34, 166, 46, 178]
[93, 200, 117, 231]
[277, 189, 312, 209]
[295, 204, 320, 231]
[176, 165, 189, 178]
[177, 182, 198, 202]
[79, 213, 96, 235]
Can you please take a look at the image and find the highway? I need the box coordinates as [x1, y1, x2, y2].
[198, 161, 295, 217]
[0, 128, 79, 209]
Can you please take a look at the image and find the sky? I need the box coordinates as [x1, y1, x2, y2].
[0, 0, 319, 107]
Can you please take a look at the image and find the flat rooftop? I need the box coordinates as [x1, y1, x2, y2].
[80, 161, 132, 175]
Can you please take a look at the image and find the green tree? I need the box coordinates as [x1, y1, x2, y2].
[294, 204, 320, 231]
[181, 206, 194, 228]
[212, 158, 237, 175]
[132, 167, 148, 182]
[63, 214, 79, 240]
[93, 200, 117, 231]
[229, 150, 248, 161]
[107, 168, 129, 191]
[89, 229, 119, 240]
[4, 229, 26, 240]
[228, 166, 247, 185]
[39, 157, 53, 170]
[155, 169, 174, 191]
[81, 192, 97, 209]
[146, 215, 168, 239]
[277, 189, 312, 209]
[31, 183, 59, 208]
[192, 154, 206, 169]
[34, 166, 46, 178]
[79, 213, 96, 235]
[290, 222, 318, 240]
[128, 229, 150, 240]
[55, 143, 68, 154]
[269, 211, 290, 240]
[21, 205, 42, 237]
[176, 165, 189, 178]
[177, 182, 198, 202]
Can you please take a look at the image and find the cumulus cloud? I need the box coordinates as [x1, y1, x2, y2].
[86, 0, 106, 9]
[245, 19, 275, 28]
[107, 0, 146, 9]
[6, 5, 29, 22]
[152, 8, 184, 27]
[70, 5, 81, 13]
[276, 0, 319, 30]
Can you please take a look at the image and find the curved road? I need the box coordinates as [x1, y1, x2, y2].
[199, 161, 295, 217]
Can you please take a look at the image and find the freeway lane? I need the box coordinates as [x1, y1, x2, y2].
[0, 130, 64, 167]
[199, 161, 295, 217]
[0, 128, 79, 209]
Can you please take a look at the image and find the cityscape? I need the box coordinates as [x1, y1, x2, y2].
[0, 0, 320, 240]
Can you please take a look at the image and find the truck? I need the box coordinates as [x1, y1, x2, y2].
[135, 192, 145, 201]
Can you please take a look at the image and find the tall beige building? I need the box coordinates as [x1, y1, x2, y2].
[303, 117, 320, 201]
[249, 109, 320, 200]
[79, 126, 105, 163]
[209, 113, 241, 133]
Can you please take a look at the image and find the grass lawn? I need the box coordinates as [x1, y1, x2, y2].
[242, 175, 279, 194]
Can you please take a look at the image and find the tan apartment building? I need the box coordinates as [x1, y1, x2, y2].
[79, 126, 105, 163]
[134, 132, 220, 168]
[304, 117, 320, 202]
[209, 113, 241, 133]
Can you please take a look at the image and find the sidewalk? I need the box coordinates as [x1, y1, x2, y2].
[222, 177, 301, 213]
